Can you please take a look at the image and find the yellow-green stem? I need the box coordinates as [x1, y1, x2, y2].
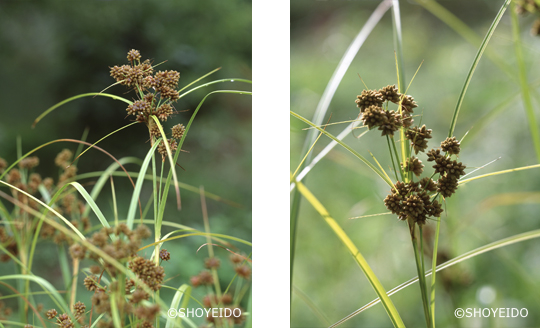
[410, 221, 432, 328]
[70, 258, 79, 309]
[430, 212, 442, 326]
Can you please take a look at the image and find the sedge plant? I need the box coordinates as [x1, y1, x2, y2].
[0, 49, 252, 328]
[291, 0, 540, 327]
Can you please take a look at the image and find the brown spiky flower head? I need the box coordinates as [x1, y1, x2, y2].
[356, 90, 383, 112]
[110, 50, 182, 126]
[441, 136, 461, 155]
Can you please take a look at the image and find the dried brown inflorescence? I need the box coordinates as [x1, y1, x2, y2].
[128, 256, 165, 291]
[204, 257, 221, 269]
[0, 150, 93, 263]
[356, 86, 418, 136]
[356, 85, 467, 226]
[110, 50, 190, 163]
[406, 125, 432, 154]
[403, 156, 424, 177]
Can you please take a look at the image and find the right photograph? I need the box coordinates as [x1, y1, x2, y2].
[290, 1, 540, 327]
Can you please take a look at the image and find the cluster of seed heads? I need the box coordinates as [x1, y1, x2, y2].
[383, 136, 466, 225]
[356, 86, 467, 226]
[0, 149, 93, 262]
[155, 123, 185, 161]
[111, 50, 188, 162]
[355, 85, 417, 136]
[188, 252, 250, 325]
[68, 223, 165, 327]
[111, 49, 179, 124]
[111, 50, 181, 126]
[42, 303, 88, 328]
[71, 223, 151, 275]
[128, 256, 166, 291]
[516, 0, 540, 35]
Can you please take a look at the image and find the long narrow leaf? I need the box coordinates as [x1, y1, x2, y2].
[82, 157, 142, 218]
[291, 111, 393, 186]
[448, 0, 511, 138]
[458, 164, 540, 185]
[291, 2, 392, 300]
[0, 180, 85, 240]
[165, 284, 192, 328]
[32, 93, 132, 128]
[75, 170, 240, 207]
[293, 285, 331, 326]
[0, 189, 170, 312]
[177, 78, 251, 102]
[138, 232, 252, 251]
[126, 138, 162, 230]
[157, 90, 251, 233]
[72, 122, 138, 164]
[151, 115, 181, 211]
[70, 182, 110, 229]
[294, 178, 405, 328]
[0, 275, 70, 315]
[290, 122, 367, 191]
[331, 228, 540, 327]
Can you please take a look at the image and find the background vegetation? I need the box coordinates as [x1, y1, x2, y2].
[0, 0, 252, 326]
[291, 1, 540, 327]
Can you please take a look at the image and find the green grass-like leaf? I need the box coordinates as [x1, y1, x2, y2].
[70, 182, 111, 229]
[447, 0, 511, 138]
[126, 138, 162, 230]
[290, 111, 393, 187]
[294, 178, 405, 328]
[150, 115, 182, 211]
[331, 228, 540, 327]
[0, 275, 70, 317]
[165, 284, 192, 328]
[156, 89, 251, 237]
[73, 170, 240, 207]
[290, 2, 391, 302]
[292, 285, 331, 326]
[32, 92, 132, 128]
[138, 232, 251, 251]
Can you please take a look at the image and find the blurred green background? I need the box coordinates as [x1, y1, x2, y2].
[291, 1, 540, 327]
[0, 0, 251, 324]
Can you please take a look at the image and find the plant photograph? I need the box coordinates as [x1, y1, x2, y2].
[291, 1, 540, 327]
[0, 1, 252, 327]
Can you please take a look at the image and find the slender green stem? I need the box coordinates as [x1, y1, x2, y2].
[430, 209, 442, 326]
[410, 222, 432, 328]
[392, 0, 410, 167]
[418, 225, 433, 328]
[390, 136, 405, 181]
[152, 149, 160, 266]
[159, 160, 165, 210]
[386, 135, 400, 181]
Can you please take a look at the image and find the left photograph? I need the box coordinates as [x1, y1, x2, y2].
[0, 1, 252, 327]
